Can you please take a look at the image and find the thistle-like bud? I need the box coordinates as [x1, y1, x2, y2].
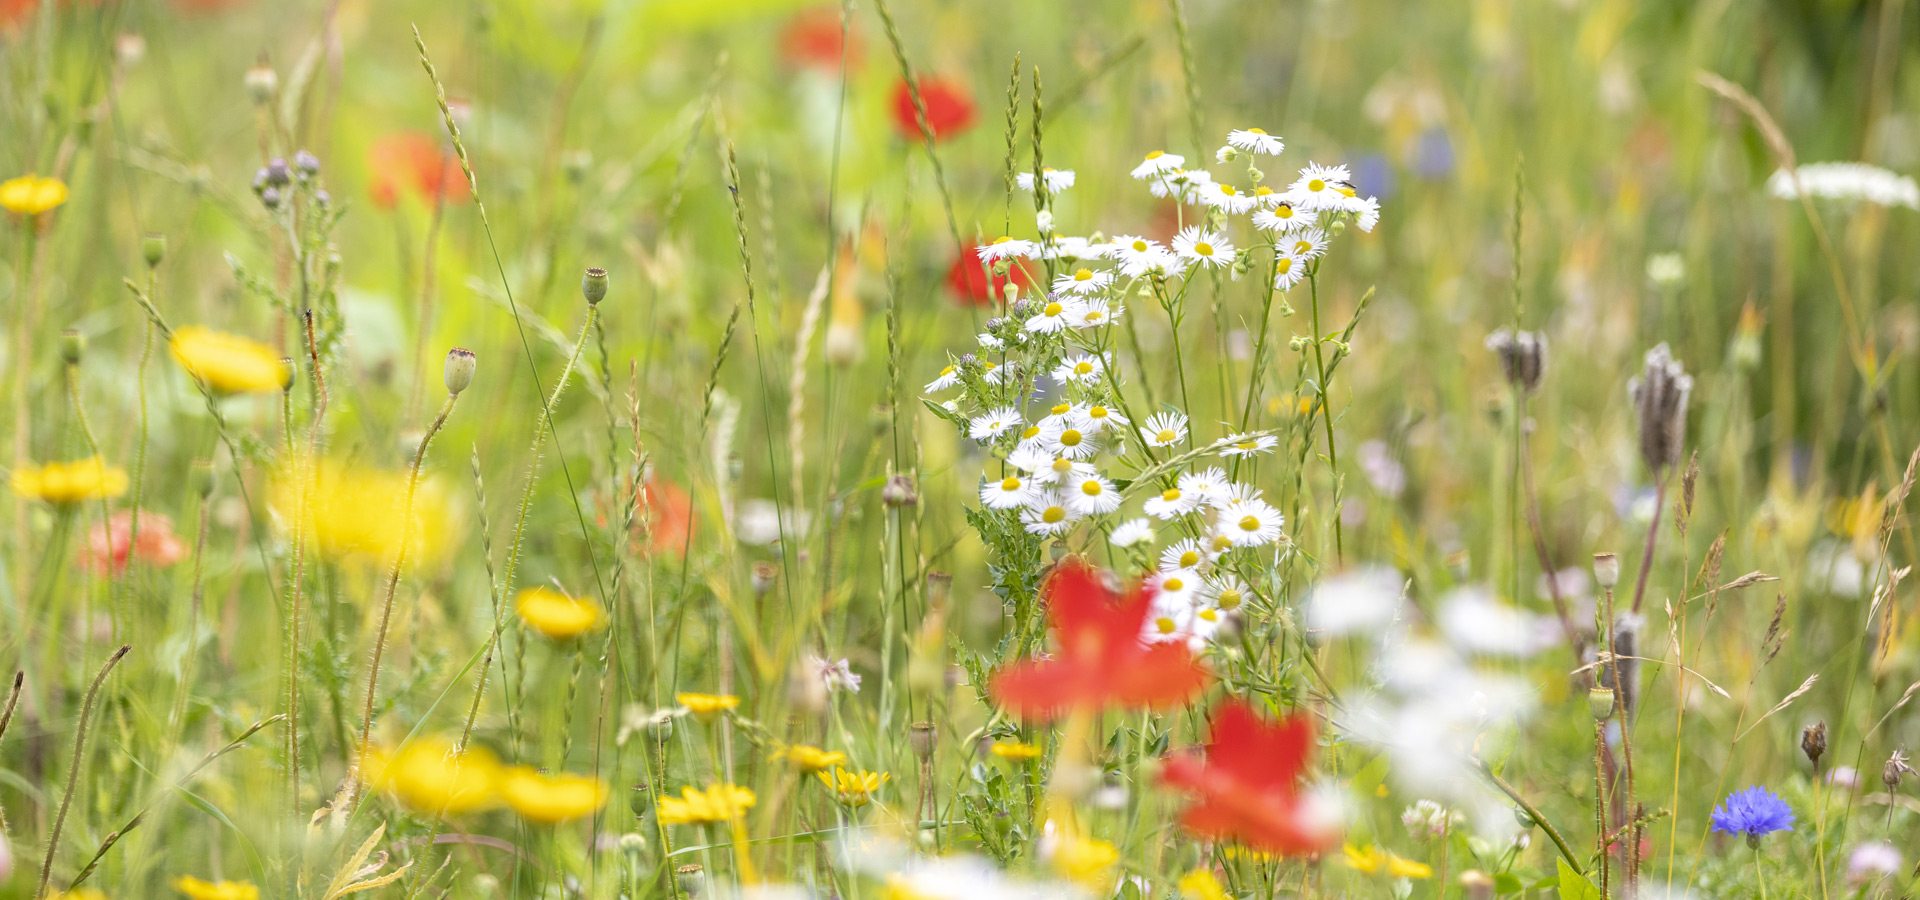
[278, 357, 297, 393]
[293, 149, 320, 178]
[581, 267, 609, 305]
[142, 233, 166, 268]
[1588, 687, 1616, 721]
[1610, 612, 1644, 718]
[1802, 721, 1828, 767]
[1484, 328, 1548, 393]
[191, 460, 217, 498]
[909, 721, 937, 760]
[265, 158, 291, 187]
[926, 570, 952, 608]
[60, 329, 85, 364]
[882, 474, 917, 508]
[1628, 343, 1693, 472]
[244, 61, 277, 104]
[1883, 749, 1913, 791]
[1592, 552, 1620, 590]
[260, 186, 282, 210]
[444, 347, 476, 395]
[675, 864, 705, 898]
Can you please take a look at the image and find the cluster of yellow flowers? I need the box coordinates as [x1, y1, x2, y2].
[11, 457, 129, 505]
[360, 735, 608, 823]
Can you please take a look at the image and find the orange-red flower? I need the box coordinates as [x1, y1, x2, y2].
[367, 133, 466, 210]
[945, 254, 1030, 307]
[1160, 700, 1341, 856]
[780, 6, 855, 71]
[990, 561, 1209, 719]
[82, 509, 187, 574]
[890, 76, 975, 141]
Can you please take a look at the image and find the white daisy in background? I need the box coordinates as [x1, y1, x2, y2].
[1144, 485, 1202, 520]
[1179, 467, 1231, 505]
[1272, 242, 1310, 290]
[1217, 499, 1285, 547]
[1121, 245, 1187, 279]
[1172, 226, 1235, 269]
[1007, 444, 1053, 473]
[1154, 168, 1214, 200]
[1013, 423, 1051, 452]
[1024, 297, 1080, 334]
[976, 236, 1039, 262]
[968, 406, 1022, 441]
[1197, 182, 1259, 215]
[1052, 353, 1107, 386]
[1052, 267, 1114, 296]
[1153, 567, 1202, 604]
[1035, 402, 1076, 430]
[1345, 194, 1382, 232]
[924, 364, 961, 393]
[1767, 161, 1920, 209]
[1252, 201, 1308, 233]
[1016, 167, 1077, 195]
[1143, 597, 1197, 644]
[1077, 403, 1127, 434]
[1041, 235, 1099, 261]
[1069, 299, 1119, 329]
[1140, 411, 1190, 447]
[1065, 473, 1122, 516]
[976, 332, 1004, 350]
[1214, 481, 1266, 507]
[1305, 565, 1405, 636]
[1109, 517, 1154, 547]
[1218, 432, 1278, 457]
[1130, 150, 1186, 179]
[1288, 163, 1352, 210]
[1020, 493, 1081, 537]
[1042, 420, 1100, 460]
[1205, 573, 1251, 612]
[1227, 127, 1285, 156]
[980, 473, 1038, 510]
[1107, 234, 1162, 268]
[1159, 538, 1212, 571]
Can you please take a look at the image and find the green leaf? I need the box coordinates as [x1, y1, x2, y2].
[1494, 872, 1525, 895]
[1556, 859, 1601, 900]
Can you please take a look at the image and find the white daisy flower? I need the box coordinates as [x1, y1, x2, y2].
[1016, 167, 1077, 195]
[1020, 493, 1080, 537]
[1051, 353, 1108, 387]
[1272, 242, 1310, 291]
[1039, 235, 1098, 261]
[975, 236, 1039, 262]
[1288, 163, 1353, 211]
[1217, 499, 1285, 547]
[1219, 432, 1279, 458]
[1152, 168, 1214, 200]
[977, 332, 1004, 351]
[1144, 485, 1202, 520]
[1052, 267, 1114, 296]
[1345, 194, 1381, 232]
[1159, 538, 1212, 571]
[1065, 473, 1121, 516]
[1227, 127, 1285, 156]
[1178, 467, 1231, 505]
[1121, 246, 1187, 279]
[979, 360, 1005, 384]
[924, 364, 961, 393]
[1205, 573, 1251, 611]
[1140, 411, 1189, 448]
[1035, 401, 1077, 431]
[1130, 150, 1186, 179]
[1143, 596, 1198, 645]
[1172, 226, 1235, 269]
[1107, 234, 1162, 266]
[1076, 403, 1128, 434]
[1109, 517, 1154, 548]
[1007, 444, 1054, 473]
[980, 472, 1038, 510]
[1012, 422, 1051, 452]
[968, 406, 1022, 442]
[1024, 297, 1081, 334]
[1153, 567, 1202, 603]
[1069, 299, 1119, 329]
[1252, 201, 1309, 233]
[1197, 181, 1258, 215]
[1282, 228, 1329, 262]
[1213, 481, 1266, 508]
[1041, 420, 1100, 460]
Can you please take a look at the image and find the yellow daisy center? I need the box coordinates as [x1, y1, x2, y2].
[1042, 506, 1067, 524]
[940, 365, 954, 375]
[1218, 589, 1243, 609]
[1156, 428, 1177, 443]
[1199, 608, 1219, 622]
[1237, 441, 1258, 451]
[1073, 362, 1094, 375]
[1164, 577, 1185, 591]
[1089, 406, 1109, 419]
[1180, 550, 1201, 567]
[1052, 458, 1074, 473]
[1051, 403, 1071, 415]
[1044, 302, 1064, 317]
[1256, 186, 1275, 196]
[1194, 242, 1214, 256]
[1161, 488, 1182, 502]
[1080, 480, 1103, 496]
[1308, 179, 1325, 192]
[1212, 534, 1234, 552]
[1131, 239, 1149, 252]
[1219, 184, 1237, 196]
[1146, 151, 1165, 160]
[1000, 477, 1022, 492]
[993, 236, 1013, 244]
[1021, 425, 1041, 440]
[1294, 240, 1313, 254]
[1248, 127, 1267, 135]
[1277, 259, 1293, 274]
[1074, 268, 1094, 281]
[1059, 429, 1083, 446]
[1156, 616, 1177, 634]
[1239, 515, 1261, 532]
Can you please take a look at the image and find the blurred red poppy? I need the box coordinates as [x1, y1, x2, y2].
[1160, 700, 1341, 856]
[890, 77, 975, 141]
[990, 561, 1209, 720]
[368, 133, 466, 210]
[640, 476, 693, 558]
[780, 5, 855, 71]
[82, 510, 187, 575]
[945, 254, 1030, 307]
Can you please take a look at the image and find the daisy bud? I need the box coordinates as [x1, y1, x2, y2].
[142, 233, 166, 268]
[1035, 210, 1054, 234]
[60, 329, 85, 364]
[1588, 686, 1616, 721]
[882, 474, 917, 508]
[1628, 343, 1693, 472]
[1592, 552, 1620, 589]
[1216, 145, 1237, 163]
[244, 61, 277, 104]
[278, 357, 297, 393]
[675, 864, 705, 898]
[444, 347, 476, 395]
[581, 267, 610, 305]
[1802, 721, 1828, 767]
[191, 460, 216, 498]
[909, 722, 937, 760]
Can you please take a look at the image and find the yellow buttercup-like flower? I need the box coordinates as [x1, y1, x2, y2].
[274, 457, 453, 569]
[169, 326, 284, 394]
[500, 767, 609, 823]
[46, 890, 109, 900]
[12, 457, 129, 505]
[1, 175, 68, 216]
[1049, 823, 1119, 889]
[516, 587, 606, 640]
[359, 735, 501, 814]
[676, 692, 739, 721]
[1177, 868, 1231, 900]
[171, 876, 260, 900]
[1342, 843, 1431, 879]
[817, 767, 889, 806]
[990, 740, 1043, 760]
[656, 783, 755, 826]
[772, 743, 847, 773]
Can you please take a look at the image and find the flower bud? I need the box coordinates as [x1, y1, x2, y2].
[1628, 343, 1693, 472]
[617, 832, 646, 854]
[60, 329, 85, 365]
[1485, 328, 1548, 393]
[1592, 552, 1620, 590]
[882, 474, 917, 508]
[444, 347, 476, 395]
[278, 357, 297, 393]
[244, 62, 278, 104]
[191, 459, 216, 498]
[1802, 721, 1827, 767]
[260, 186, 282, 210]
[909, 722, 937, 760]
[1588, 687, 1616, 721]
[581, 267, 609, 305]
[142, 233, 166, 268]
[294, 149, 320, 177]
[265, 158, 291, 187]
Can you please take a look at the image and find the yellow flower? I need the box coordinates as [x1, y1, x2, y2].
[656, 783, 755, 826]
[360, 735, 501, 814]
[169, 326, 283, 394]
[990, 740, 1043, 760]
[1342, 843, 1431, 879]
[1, 175, 68, 216]
[817, 767, 889, 806]
[46, 891, 109, 900]
[516, 587, 605, 640]
[676, 692, 739, 721]
[171, 876, 259, 900]
[1050, 824, 1119, 890]
[1387, 855, 1433, 879]
[11, 457, 128, 505]
[1178, 868, 1231, 900]
[773, 743, 847, 773]
[500, 767, 609, 823]
[274, 457, 453, 569]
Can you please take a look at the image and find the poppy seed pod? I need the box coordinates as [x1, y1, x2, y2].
[60, 329, 85, 365]
[1484, 328, 1548, 393]
[675, 864, 705, 898]
[582, 267, 609, 305]
[909, 722, 937, 760]
[142, 233, 166, 268]
[1588, 687, 1616, 721]
[444, 347, 476, 395]
[191, 460, 216, 498]
[1628, 343, 1693, 472]
[1592, 552, 1620, 590]
[277, 358, 297, 393]
[244, 63, 277, 104]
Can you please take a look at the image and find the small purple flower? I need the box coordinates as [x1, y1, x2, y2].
[1847, 841, 1902, 884]
[1710, 786, 1794, 847]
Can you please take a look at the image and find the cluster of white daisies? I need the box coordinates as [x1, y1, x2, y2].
[928, 128, 1381, 649]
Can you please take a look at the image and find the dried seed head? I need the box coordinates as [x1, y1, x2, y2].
[1485, 328, 1548, 393]
[1610, 612, 1644, 717]
[882, 474, 917, 508]
[1884, 749, 1913, 791]
[909, 721, 938, 760]
[443, 347, 476, 395]
[750, 561, 777, 597]
[582, 267, 610, 305]
[1628, 343, 1693, 471]
[1592, 552, 1621, 590]
[1802, 721, 1828, 766]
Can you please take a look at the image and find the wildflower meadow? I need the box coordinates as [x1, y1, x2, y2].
[2, 1, 1918, 899]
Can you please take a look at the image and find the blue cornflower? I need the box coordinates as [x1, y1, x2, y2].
[1711, 786, 1795, 847]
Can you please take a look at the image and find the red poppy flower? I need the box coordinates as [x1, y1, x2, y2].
[945, 254, 1030, 307]
[890, 77, 975, 142]
[81, 509, 187, 574]
[780, 6, 855, 71]
[640, 476, 693, 558]
[990, 561, 1209, 719]
[367, 133, 466, 210]
[1160, 700, 1341, 856]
